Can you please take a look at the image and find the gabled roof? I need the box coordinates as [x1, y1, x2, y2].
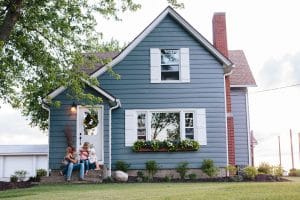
[46, 6, 234, 101]
[229, 50, 257, 87]
[45, 81, 116, 103]
[91, 6, 233, 78]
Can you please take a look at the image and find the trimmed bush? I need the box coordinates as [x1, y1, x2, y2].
[257, 162, 272, 174]
[272, 166, 283, 177]
[36, 168, 47, 177]
[288, 168, 300, 176]
[188, 173, 197, 180]
[176, 161, 189, 180]
[145, 160, 159, 180]
[115, 160, 131, 172]
[201, 159, 218, 177]
[242, 166, 257, 180]
[14, 170, 28, 182]
[226, 165, 237, 175]
[10, 175, 18, 183]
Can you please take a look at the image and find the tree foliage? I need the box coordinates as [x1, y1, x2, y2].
[0, 0, 183, 130]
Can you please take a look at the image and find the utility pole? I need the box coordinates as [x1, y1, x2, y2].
[290, 129, 295, 169]
[278, 136, 282, 167]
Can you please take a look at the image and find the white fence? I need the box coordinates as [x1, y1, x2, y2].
[0, 145, 48, 181]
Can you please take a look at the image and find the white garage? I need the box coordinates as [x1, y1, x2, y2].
[0, 145, 48, 181]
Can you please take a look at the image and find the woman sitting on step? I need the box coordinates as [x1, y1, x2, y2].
[63, 146, 85, 181]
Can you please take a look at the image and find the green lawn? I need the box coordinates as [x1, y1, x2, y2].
[1, 181, 300, 200]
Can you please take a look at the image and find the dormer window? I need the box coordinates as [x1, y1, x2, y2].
[150, 48, 190, 83]
[161, 49, 180, 81]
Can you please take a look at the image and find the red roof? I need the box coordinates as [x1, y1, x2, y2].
[228, 50, 256, 87]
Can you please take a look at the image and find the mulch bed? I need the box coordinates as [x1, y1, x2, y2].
[0, 181, 33, 191]
[123, 175, 289, 183]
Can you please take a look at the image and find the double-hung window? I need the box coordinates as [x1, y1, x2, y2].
[161, 49, 180, 80]
[150, 48, 190, 83]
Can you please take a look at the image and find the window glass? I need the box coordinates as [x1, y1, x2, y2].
[137, 113, 146, 140]
[161, 49, 180, 80]
[185, 112, 194, 139]
[151, 112, 180, 141]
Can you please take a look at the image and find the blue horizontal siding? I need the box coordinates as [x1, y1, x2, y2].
[231, 88, 250, 165]
[99, 14, 227, 169]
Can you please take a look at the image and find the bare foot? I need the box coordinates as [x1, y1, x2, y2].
[95, 168, 101, 171]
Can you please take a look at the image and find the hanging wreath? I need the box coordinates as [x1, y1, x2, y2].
[83, 110, 98, 130]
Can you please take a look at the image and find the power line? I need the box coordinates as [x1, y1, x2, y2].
[251, 83, 300, 94]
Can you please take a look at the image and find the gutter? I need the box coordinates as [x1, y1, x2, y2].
[108, 99, 121, 177]
[41, 102, 50, 174]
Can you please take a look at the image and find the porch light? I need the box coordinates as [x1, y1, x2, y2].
[70, 102, 77, 113]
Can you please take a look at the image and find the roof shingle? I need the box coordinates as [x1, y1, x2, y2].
[229, 50, 256, 87]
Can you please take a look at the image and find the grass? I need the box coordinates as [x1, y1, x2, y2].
[0, 181, 300, 200]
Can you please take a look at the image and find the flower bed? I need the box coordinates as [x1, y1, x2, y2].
[132, 139, 200, 152]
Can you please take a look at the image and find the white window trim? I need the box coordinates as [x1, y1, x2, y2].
[150, 48, 190, 83]
[129, 108, 205, 142]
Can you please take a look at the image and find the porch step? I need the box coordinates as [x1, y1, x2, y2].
[40, 169, 104, 184]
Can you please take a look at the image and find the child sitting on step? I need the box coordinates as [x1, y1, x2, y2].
[79, 142, 90, 175]
[89, 144, 101, 170]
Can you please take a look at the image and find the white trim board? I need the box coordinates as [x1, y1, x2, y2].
[45, 84, 116, 102]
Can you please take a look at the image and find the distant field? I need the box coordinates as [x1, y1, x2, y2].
[1, 181, 300, 200]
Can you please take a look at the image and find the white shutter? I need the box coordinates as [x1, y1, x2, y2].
[125, 110, 137, 146]
[150, 48, 161, 83]
[180, 48, 190, 82]
[195, 109, 207, 145]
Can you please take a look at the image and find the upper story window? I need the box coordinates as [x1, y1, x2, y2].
[150, 48, 190, 83]
[161, 49, 180, 81]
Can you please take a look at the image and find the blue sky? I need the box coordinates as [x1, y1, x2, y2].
[0, 0, 299, 170]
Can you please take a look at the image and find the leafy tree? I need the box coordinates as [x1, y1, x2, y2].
[0, 0, 183, 130]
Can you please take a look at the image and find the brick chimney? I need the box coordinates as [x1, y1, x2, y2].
[212, 12, 236, 166]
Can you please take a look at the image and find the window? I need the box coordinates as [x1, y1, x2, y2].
[125, 109, 207, 146]
[137, 113, 146, 140]
[161, 49, 180, 81]
[151, 112, 180, 141]
[185, 113, 194, 139]
[150, 48, 190, 83]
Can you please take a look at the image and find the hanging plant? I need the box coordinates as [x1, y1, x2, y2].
[83, 109, 98, 130]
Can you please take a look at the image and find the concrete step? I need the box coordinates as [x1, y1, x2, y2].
[41, 169, 104, 184]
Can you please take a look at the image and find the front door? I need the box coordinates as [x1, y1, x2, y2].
[77, 105, 103, 164]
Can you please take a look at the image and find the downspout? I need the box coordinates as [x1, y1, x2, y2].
[108, 99, 121, 177]
[41, 102, 50, 175]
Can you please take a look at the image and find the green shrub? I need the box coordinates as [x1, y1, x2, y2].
[163, 175, 171, 182]
[36, 168, 47, 177]
[10, 175, 18, 183]
[115, 160, 131, 172]
[201, 159, 218, 177]
[132, 140, 145, 151]
[145, 160, 159, 180]
[137, 171, 144, 178]
[226, 165, 237, 175]
[151, 140, 160, 151]
[288, 168, 300, 176]
[188, 173, 197, 180]
[257, 162, 272, 174]
[242, 166, 257, 180]
[14, 170, 28, 182]
[176, 161, 189, 180]
[272, 166, 283, 177]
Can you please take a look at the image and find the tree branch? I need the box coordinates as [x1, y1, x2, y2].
[0, 0, 23, 42]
